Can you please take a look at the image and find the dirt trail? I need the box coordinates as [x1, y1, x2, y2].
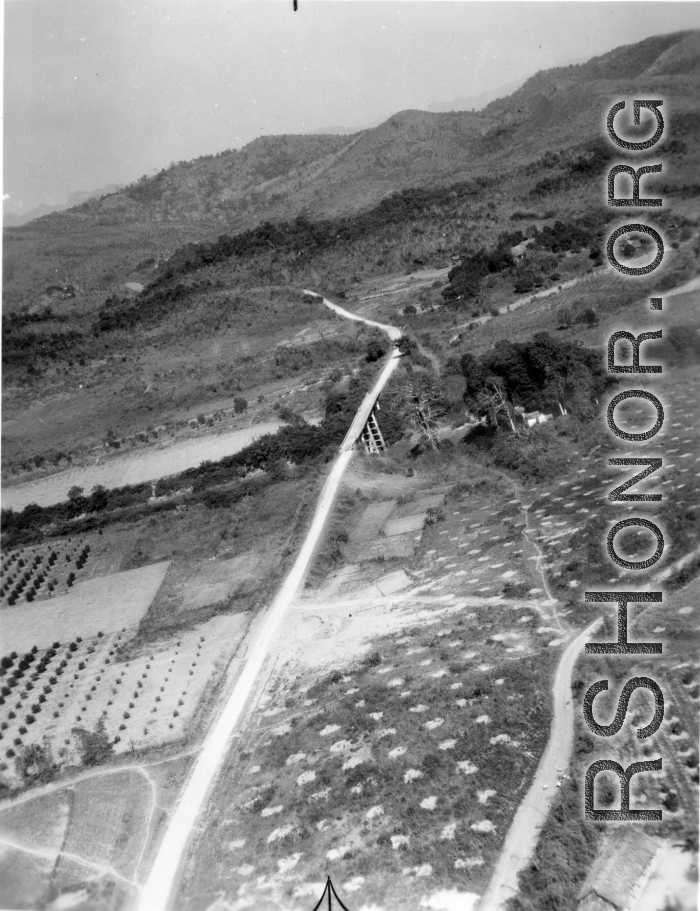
[137, 296, 401, 911]
[478, 617, 602, 911]
[518, 494, 565, 631]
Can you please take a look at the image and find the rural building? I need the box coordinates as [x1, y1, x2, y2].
[510, 238, 536, 260]
[577, 830, 660, 911]
[513, 406, 551, 428]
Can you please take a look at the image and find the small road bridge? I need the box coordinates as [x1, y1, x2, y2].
[340, 391, 387, 453]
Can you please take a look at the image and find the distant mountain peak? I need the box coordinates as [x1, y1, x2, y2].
[4, 183, 124, 227]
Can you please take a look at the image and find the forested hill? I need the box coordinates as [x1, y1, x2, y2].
[3, 29, 698, 317]
[19, 30, 700, 236]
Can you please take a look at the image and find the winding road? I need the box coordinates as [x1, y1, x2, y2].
[478, 618, 602, 911]
[137, 295, 401, 911]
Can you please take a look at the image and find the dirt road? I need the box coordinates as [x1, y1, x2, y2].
[137, 296, 401, 911]
[478, 617, 602, 911]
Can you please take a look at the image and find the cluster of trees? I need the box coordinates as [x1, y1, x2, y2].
[389, 374, 446, 450]
[365, 330, 387, 362]
[442, 246, 515, 305]
[442, 214, 603, 303]
[1, 482, 153, 546]
[94, 283, 191, 333]
[532, 220, 594, 254]
[2, 306, 60, 330]
[135, 176, 493, 292]
[2, 328, 86, 378]
[529, 139, 614, 198]
[461, 333, 611, 426]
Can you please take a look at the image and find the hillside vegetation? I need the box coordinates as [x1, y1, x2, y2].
[2, 30, 699, 477]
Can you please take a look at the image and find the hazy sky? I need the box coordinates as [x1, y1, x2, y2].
[3, 1, 700, 214]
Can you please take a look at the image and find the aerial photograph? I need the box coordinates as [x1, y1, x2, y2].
[1, 2, 699, 909]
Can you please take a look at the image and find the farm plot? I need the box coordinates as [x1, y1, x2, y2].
[151, 551, 268, 615]
[343, 493, 446, 564]
[179, 596, 557, 911]
[523, 366, 700, 604]
[176, 467, 568, 910]
[0, 791, 74, 908]
[0, 756, 191, 910]
[1, 421, 281, 511]
[0, 610, 251, 785]
[411, 489, 551, 616]
[53, 772, 152, 886]
[0, 537, 97, 607]
[0, 561, 170, 654]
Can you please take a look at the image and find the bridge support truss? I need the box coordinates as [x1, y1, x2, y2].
[360, 410, 386, 453]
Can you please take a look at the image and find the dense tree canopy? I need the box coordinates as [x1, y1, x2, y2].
[443, 246, 515, 305]
[461, 333, 610, 424]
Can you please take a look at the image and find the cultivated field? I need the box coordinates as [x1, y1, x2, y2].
[0, 609, 251, 785]
[1, 562, 170, 655]
[1, 536, 97, 607]
[175, 461, 570, 910]
[0, 754, 192, 910]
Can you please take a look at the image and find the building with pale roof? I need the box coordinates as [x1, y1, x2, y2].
[577, 830, 660, 911]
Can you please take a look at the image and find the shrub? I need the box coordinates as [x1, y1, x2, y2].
[424, 508, 445, 527]
[365, 338, 386, 362]
[502, 581, 530, 598]
[420, 752, 444, 776]
[73, 718, 114, 766]
[395, 335, 417, 357]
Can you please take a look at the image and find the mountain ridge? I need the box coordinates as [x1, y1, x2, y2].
[28, 30, 698, 235]
[3, 29, 698, 309]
